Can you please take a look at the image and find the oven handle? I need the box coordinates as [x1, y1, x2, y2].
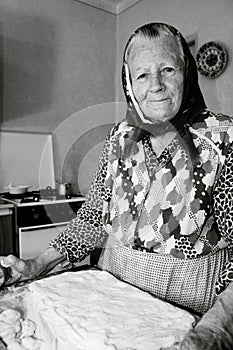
[19, 222, 69, 232]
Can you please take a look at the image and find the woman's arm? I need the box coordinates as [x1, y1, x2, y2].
[165, 282, 233, 350]
[162, 142, 233, 350]
[213, 143, 233, 294]
[1, 133, 112, 284]
[49, 134, 111, 263]
[177, 142, 233, 350]
[1, 247, 65, 284]
[213, 143, 233, 241]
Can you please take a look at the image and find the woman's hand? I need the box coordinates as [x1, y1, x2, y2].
[0, 255, 40, 285]
[160, 327, 226, 350]
[1, 248, 66, 286]
[164, 326, 230, 350]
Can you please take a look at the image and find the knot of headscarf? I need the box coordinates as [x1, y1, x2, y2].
[121, 22, 206, 163]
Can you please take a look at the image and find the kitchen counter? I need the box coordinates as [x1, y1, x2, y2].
[0, 197, 14, 209]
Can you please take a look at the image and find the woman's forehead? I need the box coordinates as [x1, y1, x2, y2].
[127, 35, 182, 67]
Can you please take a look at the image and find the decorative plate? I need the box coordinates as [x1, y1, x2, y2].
[196, 41, 228, 79]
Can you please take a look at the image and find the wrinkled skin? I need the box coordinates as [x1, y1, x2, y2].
[129, 35, 184, 124]
[1, 248, 65, 285]
[161, 326, 231, 350]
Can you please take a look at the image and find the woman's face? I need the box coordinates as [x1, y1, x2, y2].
[128, 35, 184, 124]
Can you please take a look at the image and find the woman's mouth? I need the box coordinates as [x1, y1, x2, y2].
[147, 98, 170, 106]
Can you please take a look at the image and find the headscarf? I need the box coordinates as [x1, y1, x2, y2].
[122, 23, 206, 161]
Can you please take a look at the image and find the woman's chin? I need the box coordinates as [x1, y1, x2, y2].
[144, 116, 173, 125]
[141, 109, 175, 124]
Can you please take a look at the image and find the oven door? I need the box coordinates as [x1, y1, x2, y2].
[19, 222, 90, 272]
[19, 223, 67, 259]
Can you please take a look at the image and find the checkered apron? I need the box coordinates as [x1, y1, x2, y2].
[98, 235, 230, 314]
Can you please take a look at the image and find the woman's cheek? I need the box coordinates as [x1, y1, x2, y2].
[133, 82, 147, 104]
[175, 76, 184, 96]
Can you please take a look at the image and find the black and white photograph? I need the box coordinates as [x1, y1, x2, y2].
[0, 0, 233, 349]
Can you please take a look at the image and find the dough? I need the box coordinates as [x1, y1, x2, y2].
[7, 341, 25, 350]
[0, 309, 21, 324]
[14, 320, 22, 335]
[0, 324, 16, 341]
[25, 270, 196, 350]
[20, 320, 36, 339]
[21, 337, 41, 350]
[0, 308, 40, 350]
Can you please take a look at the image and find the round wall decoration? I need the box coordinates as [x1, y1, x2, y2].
[196, 41, 228, 79]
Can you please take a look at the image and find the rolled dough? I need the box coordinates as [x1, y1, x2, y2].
[23, 270, 196, 350]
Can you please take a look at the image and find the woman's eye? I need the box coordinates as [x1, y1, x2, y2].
[136, 73, 148, 81]
[161, 67, 175, 76]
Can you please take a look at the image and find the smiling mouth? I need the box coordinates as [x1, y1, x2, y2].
[147, 98, 170, 104]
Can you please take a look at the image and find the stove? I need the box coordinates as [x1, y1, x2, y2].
[1, 189, 84, 206]
[0, 189, 85, 259]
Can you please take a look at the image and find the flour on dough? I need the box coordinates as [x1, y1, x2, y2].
[25, 270, 196, 350]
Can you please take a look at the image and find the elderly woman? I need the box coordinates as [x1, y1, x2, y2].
[2, 23, 233, 349]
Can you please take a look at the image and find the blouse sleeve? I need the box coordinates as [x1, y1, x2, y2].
[49, 134, 111, 263]
[213, 143, 233, 243]
[213, 143, 233, 294]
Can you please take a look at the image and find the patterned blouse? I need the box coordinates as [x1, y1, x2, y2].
[50, 110, 233, 294]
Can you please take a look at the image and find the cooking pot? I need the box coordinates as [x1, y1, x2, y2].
[4, 183, 30, 194]
[56, 182, 71, 196]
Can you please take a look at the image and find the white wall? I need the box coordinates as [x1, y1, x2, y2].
[0, 0, 117, 193]
[0, 0, 116, 133]
[116, 0, 233, 116]
[0, 131, 55, 191]
[1, 0, 233, 194]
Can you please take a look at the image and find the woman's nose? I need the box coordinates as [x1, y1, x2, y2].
[149, 74, 164, 92]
